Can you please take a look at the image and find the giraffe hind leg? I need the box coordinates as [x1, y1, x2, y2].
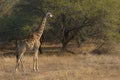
[15, 51, 25, 72]
[20, 57, 25, 72]
[15, 53, 19, 71]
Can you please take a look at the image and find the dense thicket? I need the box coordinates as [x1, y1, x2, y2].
[0, 0, 120, 53]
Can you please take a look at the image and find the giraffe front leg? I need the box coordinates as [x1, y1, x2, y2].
[36, 52, 39, 71]
[33, 49, 39, 71]
[33, 57, 36, 71]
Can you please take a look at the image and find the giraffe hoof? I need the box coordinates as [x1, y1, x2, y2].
[36, 68, 39, 71]
[33, 68, 36, 72]
[15, 69, 18, 72]
[22, 69, 25, 72]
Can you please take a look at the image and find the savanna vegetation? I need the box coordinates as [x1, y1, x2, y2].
[0, 0, 120, 54]
[0, 0, 120, 80]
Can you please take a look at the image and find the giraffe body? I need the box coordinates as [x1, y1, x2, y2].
[15, 12, 52, 71]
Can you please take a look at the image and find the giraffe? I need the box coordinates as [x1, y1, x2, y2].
[15, 12, 53, 71]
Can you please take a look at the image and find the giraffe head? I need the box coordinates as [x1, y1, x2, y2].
[46, 12, 53, 18]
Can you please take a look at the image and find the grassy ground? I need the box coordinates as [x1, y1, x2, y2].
[0, 42, 120, 80]
[0, 54, 120, 80]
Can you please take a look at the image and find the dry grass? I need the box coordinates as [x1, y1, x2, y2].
[0, 54, 120, 80]
[0, 42, 120, 80]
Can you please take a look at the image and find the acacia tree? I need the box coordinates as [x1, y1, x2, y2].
[0, 0, 120, 54]
[48, 0, 120, 53]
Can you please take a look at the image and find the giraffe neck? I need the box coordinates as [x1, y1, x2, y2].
[38, 16, 47, 33]
[32, 16, 47, 40]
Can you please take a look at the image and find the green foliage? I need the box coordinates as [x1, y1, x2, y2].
[0, 0, 19, 17]
[0, 0, 120, 46]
